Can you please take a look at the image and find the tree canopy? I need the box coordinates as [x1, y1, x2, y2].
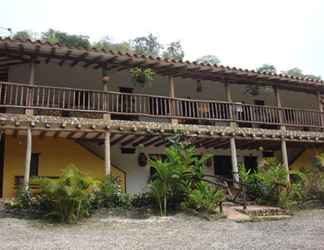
[162, 41, 185, 60]
[130, 33, 163, 57]
[195, 55, 221, 65]
[282, 67, 321, 80]
[257, 64, 277, 74]
[93, 36, 131, 53]
[12, 30, 33, 41]
[41, 29, 91, 49]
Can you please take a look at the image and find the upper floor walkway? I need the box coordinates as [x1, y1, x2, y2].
[0, 81, 323, 131]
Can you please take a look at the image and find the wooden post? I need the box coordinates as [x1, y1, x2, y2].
[225, 81, 235, 127]
[230, 137, 240, 184]
[274, 85, 284, 127]
[226, 81, 239, 184]
[102, 66, 109, 92]
[26, 59, 35, 115]
[29, 60, 35, 85]
[169, 76, 178, 124]
[274, 85, 290, 182]
[104, 131, 111, 175]
[102, 66, 111, 120]
[24, 128, 32, 187]
[316, 91, 323, 127]
[281, 137, 290, 183]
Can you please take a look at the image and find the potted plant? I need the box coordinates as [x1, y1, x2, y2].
[130, 67, 155, 87]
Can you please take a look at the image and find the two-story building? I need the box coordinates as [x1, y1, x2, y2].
[0, 38, 323, 197]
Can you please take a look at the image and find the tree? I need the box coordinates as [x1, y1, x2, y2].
[41, 29, 91, 49]
[162, 41, 185, 60]
[257, 64, 277, 74]
[93, 36, 131, 53]
[131, 33, 163, 57]
[284, 67, 303, 77]
[13, 30, 33, 41]
[283, 67, 322, 81]
[304, 74, 322, 81]
[195, 55, 221, 65]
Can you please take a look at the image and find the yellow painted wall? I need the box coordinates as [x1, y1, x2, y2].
[290, 148, 323, 171]
[3, 136, 126, 198]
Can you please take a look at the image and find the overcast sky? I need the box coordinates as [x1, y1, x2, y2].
[1, 0, 323, 77]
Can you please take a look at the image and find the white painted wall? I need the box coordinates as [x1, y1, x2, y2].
[8, 62, 318, 110]
[81, 140, 263, 193]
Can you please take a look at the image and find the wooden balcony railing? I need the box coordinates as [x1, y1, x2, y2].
[0, 81, 322, 128]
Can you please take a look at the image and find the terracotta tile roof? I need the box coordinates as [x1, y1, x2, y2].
[0, 37, 323, 91]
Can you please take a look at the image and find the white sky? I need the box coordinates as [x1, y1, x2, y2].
[1, 0, 323, 77]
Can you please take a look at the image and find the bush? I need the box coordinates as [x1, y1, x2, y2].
[182, 181, 224, 213]
[5, 185, 34, 210]
[149, 138, 213, 216]
[94, 176, 121, 208]
[33, 166, 98, 223]
[131, 193, 155, 209]
[239, 158, 289, 206]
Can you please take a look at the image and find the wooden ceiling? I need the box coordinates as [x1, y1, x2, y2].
[0, 38, 323, 93]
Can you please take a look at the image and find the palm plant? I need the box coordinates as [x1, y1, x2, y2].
[33, 165, 98, 223]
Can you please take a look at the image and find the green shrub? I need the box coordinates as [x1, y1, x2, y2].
[33, 166, 98, 224]
[5, 185, 34, 210]
[239, 158, 312, 208]
[239, 158, 289, 206]
[182, 181, 224, 213]
[131, 193, 155, 208]
[149, 138, 212, 216]
[94, 176, 121, 208]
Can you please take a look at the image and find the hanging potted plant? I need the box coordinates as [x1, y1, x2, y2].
[130, 67, 155, 87]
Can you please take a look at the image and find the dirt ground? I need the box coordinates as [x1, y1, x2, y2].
[0, 209, 323, 250]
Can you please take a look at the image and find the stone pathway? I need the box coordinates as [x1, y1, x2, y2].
[223, 203, 290, 221]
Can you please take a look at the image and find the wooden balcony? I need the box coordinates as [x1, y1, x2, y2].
[0, 81, 322, 130]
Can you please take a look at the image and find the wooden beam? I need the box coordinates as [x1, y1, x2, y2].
[83, 55, 103, 68]
[197, 138, 218, 148]
[105, 131, 111, 175]
[155, 138, 168, 147]
[111, 134, 129, 146]
[70, 52, 88, 67]
[121, 135, 140, 146]
[24, 128, 32, 186]
[46, 47, 56, 64]
[133, 135, 154, 147]
[211, 140, 230, 149]
[93, 56, 118, 69]
[91, 132, 103, 140]
[143, 136, 163, 147]
[67, 131, 80, 139]
[59, 50, 72, 66]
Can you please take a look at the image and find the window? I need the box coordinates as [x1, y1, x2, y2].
[30, 153, 39, 177]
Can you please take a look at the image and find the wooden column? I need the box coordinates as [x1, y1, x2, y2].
[316, 91, 323, 127]
[281, 137, 290, 182]
[26, 59, 35, 115]
[104, 131, 111, 175]
[274, 85, 290, 182]
[102, 66, 111, 120]
[225, 81, 235, 127]
[230, 137, 239, 184]
[274, 85, 284, 127]
[169, 76, 178, 124]
[24, 128, 32, 187]
[225, 81, 239, 183]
